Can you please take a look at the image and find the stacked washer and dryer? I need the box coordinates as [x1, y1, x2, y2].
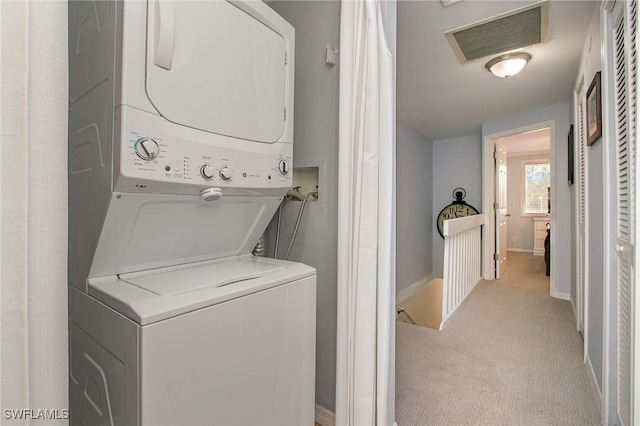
[67, 1, 316, 424]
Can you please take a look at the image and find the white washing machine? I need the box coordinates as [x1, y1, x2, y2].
[67, 1, 315, 424]
[69, 257, 316, 425]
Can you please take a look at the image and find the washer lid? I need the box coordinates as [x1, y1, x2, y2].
[89, 256, 316, 325]
[121, 258, 286, 296]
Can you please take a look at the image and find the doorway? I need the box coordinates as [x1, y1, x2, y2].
[482, 121, 557, 297]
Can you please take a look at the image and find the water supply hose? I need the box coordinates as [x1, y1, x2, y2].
[252, 234, 266, 256]
[284, 191, 317, 260]
[273, 187, 302, 258]
[273, 203, 283, 259]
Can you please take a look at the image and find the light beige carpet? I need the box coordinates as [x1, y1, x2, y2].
[396, 252, 601, 425]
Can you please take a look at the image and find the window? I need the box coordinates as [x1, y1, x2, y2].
[522, 160, 550, 215]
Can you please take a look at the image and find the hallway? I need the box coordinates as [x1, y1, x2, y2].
[396, 252, 601, 425]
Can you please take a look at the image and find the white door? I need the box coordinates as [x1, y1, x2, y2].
[612, 2, 638, 424]
[495, 143, 508, 278]
[145, 0, 289, 143]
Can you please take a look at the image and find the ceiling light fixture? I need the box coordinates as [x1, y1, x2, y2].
[485, 52, 531, 79]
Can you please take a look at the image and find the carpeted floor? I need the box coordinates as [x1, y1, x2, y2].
[396, 252, 601, 425]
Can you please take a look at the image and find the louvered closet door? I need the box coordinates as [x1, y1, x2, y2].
[577, 86, 587, 335]
[613, 1, 637, 425]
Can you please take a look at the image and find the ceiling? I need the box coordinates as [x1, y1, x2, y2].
[496, 127, 551, 154]
[397, 0, 597, 140]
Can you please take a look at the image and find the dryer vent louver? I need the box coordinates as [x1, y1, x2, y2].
[445, 2, 549, 64]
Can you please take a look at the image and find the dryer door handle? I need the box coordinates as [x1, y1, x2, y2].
[154, 0, 175, 70]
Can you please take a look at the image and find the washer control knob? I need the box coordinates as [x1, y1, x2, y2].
[134, 138, 160, 161]
[200, 164, 215, 180]
[219, 167, 232, 181]
[278, 159, 290, 175]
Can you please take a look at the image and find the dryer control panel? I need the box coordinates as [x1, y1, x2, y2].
[115, 107, 292, 195]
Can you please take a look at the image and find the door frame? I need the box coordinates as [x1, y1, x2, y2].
[482, 120, 556, 298]
[573, 69, 588, 337]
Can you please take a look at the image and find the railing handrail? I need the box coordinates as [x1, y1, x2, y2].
[443, 214, 485, 237]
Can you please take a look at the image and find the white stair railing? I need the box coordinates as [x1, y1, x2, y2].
[441, 214, 485, 328]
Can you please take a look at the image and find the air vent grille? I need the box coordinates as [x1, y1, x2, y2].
[446, 2, 549, 64]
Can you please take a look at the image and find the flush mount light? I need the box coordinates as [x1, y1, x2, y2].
[485, 52, 531, 79]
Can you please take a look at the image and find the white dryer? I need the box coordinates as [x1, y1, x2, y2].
[67, 1, 315, 424]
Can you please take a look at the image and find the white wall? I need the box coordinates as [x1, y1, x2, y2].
[483, 101, 572, 298]
[431, 135, 483, 278]
[506, 153, 551, 252]
[396, 122, 434, 292]
[266, 1, 341, 412]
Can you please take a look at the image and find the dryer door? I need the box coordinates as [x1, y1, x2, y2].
[145, 0, 288, 143]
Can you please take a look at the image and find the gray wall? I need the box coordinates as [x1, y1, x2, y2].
[396, 122, 434, 292]
[431, 135, 483, 278]
[267, 1, 341, 412]
[483, 101, 572, 298]
[580, 5, 604, 391]
[506, 153, 551, 251]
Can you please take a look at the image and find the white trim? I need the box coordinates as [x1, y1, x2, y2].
[586, 354, 604, 417]
[396, 273, 435, 305]
[315, 405, 335, 426]
[292, 158, 327, 210]
[482, 133, 495, 280]
[600, 2, 616, 423]
[443, 214, 485, 236]
[548, 121, 559, 305]
[506, 149, 551, 158]
[573, 71, 584, 335]
[506, 247, 534, 253]
[552, 291, 570, 301]
[573, 61, 589, 357]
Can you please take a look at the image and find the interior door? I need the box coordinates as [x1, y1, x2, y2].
[145, 0, 288, 143]
[612, 2, 637, 424]
[495, 143, 508, 278]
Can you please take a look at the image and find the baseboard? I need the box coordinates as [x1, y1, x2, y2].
[396, 273, 434, 305]
[585, 355, 603, 416]
[315, 404, 335, 426]
[506, 247, 534, 253]
[552, 291, 570, 301]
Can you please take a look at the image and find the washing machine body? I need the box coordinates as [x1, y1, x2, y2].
[69, 256, 316, 425]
